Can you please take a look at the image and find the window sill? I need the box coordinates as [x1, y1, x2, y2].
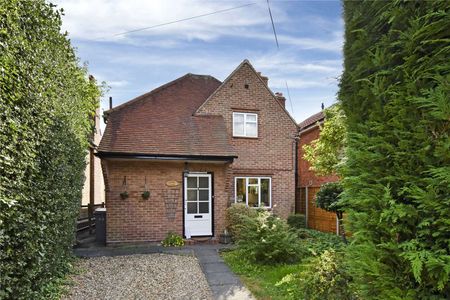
[233, 136, 259, 140]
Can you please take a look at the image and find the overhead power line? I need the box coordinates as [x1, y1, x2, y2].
[285, 81, 294, 114]
[99, 2, 257, 39]
[266, 0, 279, 49]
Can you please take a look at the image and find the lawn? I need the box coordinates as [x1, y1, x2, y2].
[222, 229, 345, 300]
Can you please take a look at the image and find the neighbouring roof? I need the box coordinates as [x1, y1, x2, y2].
[298, 111, 325, 130]
[98, 73, 237, 158]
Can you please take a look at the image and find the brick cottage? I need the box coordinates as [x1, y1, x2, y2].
[296, 111, 340, 233]
[97, 60, 298, 243]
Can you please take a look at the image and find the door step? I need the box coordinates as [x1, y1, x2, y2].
[184, 237, 218, 245]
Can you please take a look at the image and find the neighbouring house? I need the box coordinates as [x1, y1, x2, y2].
[97, 60, 298, 243]
[81, 106, 105, 207]
[296, 111, 340, 234]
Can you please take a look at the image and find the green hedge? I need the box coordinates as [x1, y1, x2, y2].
[0, 0, 100, 298]
[340, 0, 450, 298]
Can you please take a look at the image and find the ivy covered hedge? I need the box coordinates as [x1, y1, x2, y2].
[0, 0, 100, 298]
[340, 0, 449, 298]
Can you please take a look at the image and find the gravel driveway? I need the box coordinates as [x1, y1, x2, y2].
[64, 253, 212, 300]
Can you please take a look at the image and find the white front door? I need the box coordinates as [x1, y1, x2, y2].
[184, 173, 212, 237]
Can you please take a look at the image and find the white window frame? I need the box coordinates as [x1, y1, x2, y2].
[234, 177, 272, 208]
[232, 112, 258, 137]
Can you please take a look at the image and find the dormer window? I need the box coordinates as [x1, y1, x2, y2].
[233, 112, 258, 137]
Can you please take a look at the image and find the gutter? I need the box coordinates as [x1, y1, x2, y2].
[298, 120, 324, 135]
[95, 151, 237, 162]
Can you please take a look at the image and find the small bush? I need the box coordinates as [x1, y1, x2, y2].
[296, 228, 344, 256]
[287, 214, 306, 229]
[225, 203, 258, 241]
[161, 232, 184, 247]
[296, 250, 357, 300]
[238, 210, 302, 264]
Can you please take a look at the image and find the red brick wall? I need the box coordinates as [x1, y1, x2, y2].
[196, 62, 298, 218]
[104, 160, 229, 243]
[297, 125, 339, 233]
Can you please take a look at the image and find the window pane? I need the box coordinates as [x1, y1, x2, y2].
[248, 178, 258, 185]
[187, 202, 197, 214]
[236, 178, 246, 203]
[187, 190, 197, 201]
[233, 114, 245, 135]
[199, 177, 208, 188]
[248, 185, 259, 207]
[246, 114, 257, 122]
[199, 190, 209, 201]
[199, 202, 209, 213]
[187, 177, 197, 188]
[261, 179, 270, 207]
[246, 122, 257, 137]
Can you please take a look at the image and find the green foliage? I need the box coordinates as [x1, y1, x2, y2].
[0, 0, 101, 298]
[340, 0, 450, 298]
[302, 104, 347, 176]
[222, 230, 347, 299]
[225, 203, 258, 241]
[161, 232, 184, 247]
[315, 182, 344, 214]
[238, 210, 302, 264]
[287, 213, 306, 229]
[294, 250, 358, 300]
[297, 228, 345, 256]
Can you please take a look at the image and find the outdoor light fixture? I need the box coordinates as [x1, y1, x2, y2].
[183, 162, 189, 177]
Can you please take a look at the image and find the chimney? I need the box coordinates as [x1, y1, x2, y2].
[275, 92, 286, 107]
[257, 72, 269, 85]
[109, 96, 112, 110]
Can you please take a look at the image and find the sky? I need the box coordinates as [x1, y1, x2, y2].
[54, 0, 343, 126]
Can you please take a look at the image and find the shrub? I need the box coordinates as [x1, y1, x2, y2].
[340, 0, 450, 297]
[225, 203, 258, 241]
[297, 229, 345, 256]
[0, 1, 101, 297]
[238, 210, 302, 264]
[287, 214, 306, 229]
[161, 232, 184, 247]
[296, 250, 357, 300]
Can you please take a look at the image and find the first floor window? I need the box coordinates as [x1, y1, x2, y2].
[233, 112, 258, 137]
[235, 177, 271, 208]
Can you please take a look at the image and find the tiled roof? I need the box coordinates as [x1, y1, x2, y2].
[298, 111, 325, 130]
[98, 74, 236, 158]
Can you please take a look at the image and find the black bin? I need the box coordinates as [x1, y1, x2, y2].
[94, 208, 106, 245]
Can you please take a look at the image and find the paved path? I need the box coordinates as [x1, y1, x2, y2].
[73, 243, 254, 300]
[193, 246, 254, 300]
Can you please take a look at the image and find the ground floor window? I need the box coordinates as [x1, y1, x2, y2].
[235, 177, 271, 208]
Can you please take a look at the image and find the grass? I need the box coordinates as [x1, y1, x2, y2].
[221, 229, 345, 300]
[222, 249, 306, 300]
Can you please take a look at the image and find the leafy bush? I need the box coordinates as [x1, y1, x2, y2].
[295, 250, 357, 300]
[297, 228, 345, 256]
[238, 210, 302, 264]
[161, 232, 184, 247]
[0, 0, 101, 298]
[287, 214, 306, 229]
[225, 203, 258, 241]
[315, 182, 343, 214]
[340, 0, 450, 297]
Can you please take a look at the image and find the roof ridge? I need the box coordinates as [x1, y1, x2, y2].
[194, 59, 299, 128]
[105, 73, 220, 115]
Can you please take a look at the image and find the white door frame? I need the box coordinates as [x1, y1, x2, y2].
[184, 173, 213, 238]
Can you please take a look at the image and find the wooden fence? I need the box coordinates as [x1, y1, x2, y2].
[77, 202, 104, 233]
[297, 187, 338, 234]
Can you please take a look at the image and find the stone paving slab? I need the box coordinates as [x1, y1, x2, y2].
[202, 262, 232, 274]
[192, 246, 254, 300]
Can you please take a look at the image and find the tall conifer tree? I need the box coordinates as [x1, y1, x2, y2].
[339, 1, 449, 298]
